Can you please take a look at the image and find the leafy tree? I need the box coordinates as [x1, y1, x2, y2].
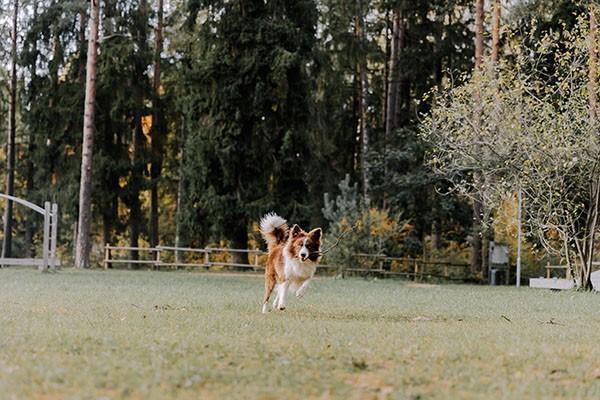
[422, 9, 600, 289]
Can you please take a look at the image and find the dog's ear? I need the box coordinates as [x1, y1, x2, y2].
[291, 224, 302, 237]
[308, 228, 322, 241]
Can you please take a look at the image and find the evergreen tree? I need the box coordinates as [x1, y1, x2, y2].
[179, 0, 318, 257]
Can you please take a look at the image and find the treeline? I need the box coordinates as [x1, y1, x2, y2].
[0, 0, 586, 271]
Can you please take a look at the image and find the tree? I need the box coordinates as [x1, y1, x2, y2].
[423, 12, 600, 289]
[491, 0, 501, 66]
[75, 0, 100, 269]
[2, 0, 18, 260]
[149, 0, 164, 250]
[179, 0, 318, 260]
[470, 0, 485, 279]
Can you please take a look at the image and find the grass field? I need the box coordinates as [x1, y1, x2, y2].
[0, 268, 599, 399]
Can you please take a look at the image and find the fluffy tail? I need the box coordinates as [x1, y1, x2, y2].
[260, 213, 289, 249]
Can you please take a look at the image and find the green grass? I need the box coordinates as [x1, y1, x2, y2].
[0, 269, 599, 399]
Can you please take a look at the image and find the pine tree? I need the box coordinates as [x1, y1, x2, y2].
[75, 0, 100, 269]
[2, 0, 19, 260]
[179, 0, 318, 258]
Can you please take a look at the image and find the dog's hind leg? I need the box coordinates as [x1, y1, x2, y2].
[262, 274, 276, 314]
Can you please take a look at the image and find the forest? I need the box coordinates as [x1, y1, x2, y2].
[0, 1, 598, 286]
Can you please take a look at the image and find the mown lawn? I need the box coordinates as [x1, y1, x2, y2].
[0, 268, 599, 399]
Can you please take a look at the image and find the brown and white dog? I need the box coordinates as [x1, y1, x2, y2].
[259, 213, 322, 313]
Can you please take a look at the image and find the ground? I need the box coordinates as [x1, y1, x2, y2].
[0, 269, 599, 399]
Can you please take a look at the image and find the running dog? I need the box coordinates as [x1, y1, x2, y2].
[259, 213, 322, 313]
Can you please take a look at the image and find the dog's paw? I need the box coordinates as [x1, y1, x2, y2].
[262, 304, 269, 314]
[296, 288, 307, 298]
[278, 306, 286, 311]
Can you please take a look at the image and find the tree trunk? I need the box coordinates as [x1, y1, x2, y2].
[382, 9, 390, 130]
[360, 63, 370, 204]
[385, 7, 401, 139]
[102, 214, 111, 254]
[432, 218, 442, 250]
[474, 0, 484, 71]
[231, 216, 249, 267]
[355, 2, 369, 203]
[2, 0, 19, 260]
[78, 6, 88, 81]
[149, 0, 164, 251]
[584, 5, 598, 290]
[491, 0, 501, 66]
[589, 4, 597, 122]
[24, 0, 38, 258]
[175, 117, 187, 263]
[129, 118, 143, 265]
[470, 194, 483, 278]
[470, 0, 485, 278]
[75, 0, 100, 269]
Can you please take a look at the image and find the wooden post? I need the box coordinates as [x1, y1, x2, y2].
[516, 187, 523, 287]
[103, 243, 109, 270]
[546, 262, 550, 279]
[155, 247, 161, 270]
[413, 259, 418, 281]
[41, 202, 50, 271]
[204, 249, 210, 268]
[50, 203, 58, 270]
[444, 265, 449, 278]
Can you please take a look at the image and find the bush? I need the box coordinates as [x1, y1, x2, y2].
[322, 175, 410, 269]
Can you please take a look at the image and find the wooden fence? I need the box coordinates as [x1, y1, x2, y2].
[103, 244, 471, 281]
[345, 253, 471, 281]
[104, 244, 265, 271]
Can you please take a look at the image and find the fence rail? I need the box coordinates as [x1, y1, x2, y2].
[103, 244, 471, 281]
[104, 244, 263, 270]
[345, 253, 471, 281]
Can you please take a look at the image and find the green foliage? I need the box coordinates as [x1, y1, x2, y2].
[178, 0, 318, 248]
[422, 9, 600, 288]
[322, 175, 409, 267]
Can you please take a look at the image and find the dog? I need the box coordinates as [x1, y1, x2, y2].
[259, 213, 322, 313]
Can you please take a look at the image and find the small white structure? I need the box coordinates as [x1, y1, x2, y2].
[529, 277, 575, 290]
[591, 270, 600, 291]
[0, 194, 59, 270]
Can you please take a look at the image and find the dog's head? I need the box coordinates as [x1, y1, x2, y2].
[286, 224, 322, 263]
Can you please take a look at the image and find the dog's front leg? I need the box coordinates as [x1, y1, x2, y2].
[276, 281, 289, 310]
[271, 284, 280, 310]
[295, 279, 311, 298]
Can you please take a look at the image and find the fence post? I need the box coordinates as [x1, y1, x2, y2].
[50, 203, 58, 270]
[103, 244, 109, 270]
[41, 202, 50, 271]
[204, 249, 210, 268]
[413, 259, 418, 282]
[156, 247, 161, 270]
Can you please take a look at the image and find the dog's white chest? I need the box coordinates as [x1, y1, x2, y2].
[284, 254, 316, 280]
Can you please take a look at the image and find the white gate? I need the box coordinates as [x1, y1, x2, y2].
[0, 194, 58, 270]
